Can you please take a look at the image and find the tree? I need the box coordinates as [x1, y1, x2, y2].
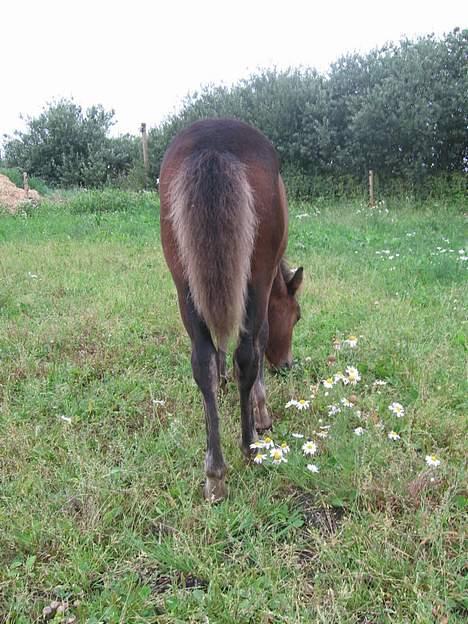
[3, 99, 138, 187]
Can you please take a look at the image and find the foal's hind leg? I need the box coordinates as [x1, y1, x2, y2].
[179, 291, 228, 501]
[252, 320, 272, 431]
[235, 288, 266, 457]
[217, 338, 228, 391]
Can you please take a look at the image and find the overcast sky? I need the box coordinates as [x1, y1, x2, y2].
[2, 0, 466, 138]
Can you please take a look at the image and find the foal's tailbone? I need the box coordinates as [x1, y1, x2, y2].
[169, 150, 256, 342]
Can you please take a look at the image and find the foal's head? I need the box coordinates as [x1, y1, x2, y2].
[266, 262, 303, 369]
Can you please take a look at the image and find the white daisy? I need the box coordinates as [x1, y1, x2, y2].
[345, 366, 361, 385]
[322, 377, 334, 389]
[387, 431, 401, 441]
[291, 432, 304, 439]
[253, 453, 266, 464]
[373, 380, 387, 387]
[340, 398, 354, 408]
[332, 372, 345, 385]
[425, 454, 441, 468]
[344, 335, 358, 348]
[307, 464, 320, 473]
[353, 427, 365, 436]
[327, 404, 341, 416]
[279, 442, 290, 454]
[315, 430, 329, 439]
[302, 440, 318, 456]
[388, 402, 405, 418]
[270, 448, 287, 464]
[296, 399, 310, 411]
[250, 440, 266, 449]
[262, 436, 275, 449]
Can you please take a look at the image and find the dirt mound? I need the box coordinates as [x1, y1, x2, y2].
[0, 173, 41, 213]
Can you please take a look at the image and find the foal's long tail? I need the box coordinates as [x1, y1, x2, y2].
[168, 149, 257, 343]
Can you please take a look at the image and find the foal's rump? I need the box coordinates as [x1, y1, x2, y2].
[166, 148, 257, 342]
[160, 119, 286, 343]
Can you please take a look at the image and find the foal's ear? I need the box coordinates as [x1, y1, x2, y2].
[287, 267, 304, 295]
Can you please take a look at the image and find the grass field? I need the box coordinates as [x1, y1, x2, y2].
[0, 192, 466, 623]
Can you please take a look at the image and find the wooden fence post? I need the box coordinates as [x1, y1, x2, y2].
[368, 169, 375, 207]
[23, 172, 29, 198]
[140, 122, 149, 187]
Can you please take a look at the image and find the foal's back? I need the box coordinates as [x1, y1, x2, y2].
[161, 118, 278, 174]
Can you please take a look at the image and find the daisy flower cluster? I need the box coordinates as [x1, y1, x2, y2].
[322, 365, 361, 390]
[250, 436, 288, 465]
[249, 430, 325, 474]
[376, 249, 400, 261]
[429, 246, 467, 264]
[271, 331, 445, 475]
[316, 337, 443, 469]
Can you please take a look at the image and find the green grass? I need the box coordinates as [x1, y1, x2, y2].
[0, 192, 466, 623]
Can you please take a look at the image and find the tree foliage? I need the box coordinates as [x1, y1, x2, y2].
[3, 29, 466, 195]
[3, 99, 139, 187]
[149, 28, 467, 195]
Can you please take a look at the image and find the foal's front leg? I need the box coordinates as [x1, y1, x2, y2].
[181, 294, 228, 501]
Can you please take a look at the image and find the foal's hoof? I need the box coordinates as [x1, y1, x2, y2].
[254, 413, 273, 432]
[240, 432, 259, 461]
[254, 406, 273, 432]
[203, 477, 227, 503]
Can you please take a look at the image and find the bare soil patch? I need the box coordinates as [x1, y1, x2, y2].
[0, 173, 40, 213]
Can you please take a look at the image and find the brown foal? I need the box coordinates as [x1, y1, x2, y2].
[159, 118, 302, 501]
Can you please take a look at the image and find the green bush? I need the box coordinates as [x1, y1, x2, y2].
[2, 100, 140, 188]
